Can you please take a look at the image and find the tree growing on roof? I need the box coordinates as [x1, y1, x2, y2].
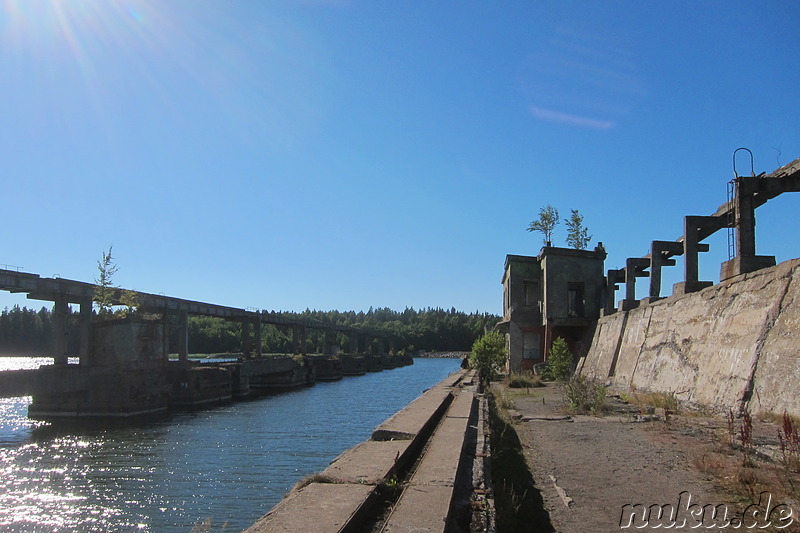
[565, 209, 592, 250]
[94, 245, 119, 316]
[527, 204, 559, 246]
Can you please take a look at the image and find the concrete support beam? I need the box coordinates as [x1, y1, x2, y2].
[177, 310, 189, 363]
[323, 329, 336, 356]
[376, 338, 386, 356]
[293, 324, 307, 355]
[648, 241, 682, 301]
[719, 177, 776, 281]
[621, 258, 649, 310]
[162, 312, 170, 360]
[242, 319, 252, 359]
[359, 334, 371, 355]
[254, 317, 263, 358]
[625, 258, 651, 300]
[52, 296, 69, 365]
[674, 215, 719, 295]
[79, 297, 93, 365]
[604, 269, 625, 315]
[348, 332, 358, 354]
[735, 177, 758, 258]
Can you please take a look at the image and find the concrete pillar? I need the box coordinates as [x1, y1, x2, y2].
[242, 319, 252, 359]
[292, 324, 307, 355]
[683, 216, 714, 284]
[177, 310, 189, 363]
[719, 177, 776, 281]
[674, 216, 716, 295]
[78, 296, 93, 365]
[621, 258, 649, 310]
[376, 337, 386, 356]
[648, 241, 682, 300]
[52, 296, 69, 365]
[349, 332, 358, 354]
[735, 177, 758, 258]
[162, 312, 170, 360]
[323, 329, 336, 355]
[604, 269, 625, 315]
[360, 334, 371, 355]
[254, 315, 263, 358]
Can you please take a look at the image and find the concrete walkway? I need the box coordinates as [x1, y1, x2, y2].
[244, 370, 481, 533]
[502, 383, 731, 532]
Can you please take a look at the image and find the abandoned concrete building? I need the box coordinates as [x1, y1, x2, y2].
[497, 244, 607, 372]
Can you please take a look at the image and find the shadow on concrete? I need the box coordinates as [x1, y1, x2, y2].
[488, 396, 555, 532]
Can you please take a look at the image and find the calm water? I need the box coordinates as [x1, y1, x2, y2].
[0, 357, 461, 532]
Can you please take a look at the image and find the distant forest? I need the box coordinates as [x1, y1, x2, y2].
[0, 305, 498, 356]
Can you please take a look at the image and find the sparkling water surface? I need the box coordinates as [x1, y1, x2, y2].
[0, 356, 461, 532]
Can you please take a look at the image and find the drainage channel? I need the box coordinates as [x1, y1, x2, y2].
[342, 390, 456, 532]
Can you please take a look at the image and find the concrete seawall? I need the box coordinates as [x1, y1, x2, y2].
[244, 369, 488, 532]
[580, 257, 800, 417]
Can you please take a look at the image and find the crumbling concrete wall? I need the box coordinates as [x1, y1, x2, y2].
[580, 258, 800, 418]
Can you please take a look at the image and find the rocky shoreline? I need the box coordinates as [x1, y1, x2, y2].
[415, 351, 469, 359]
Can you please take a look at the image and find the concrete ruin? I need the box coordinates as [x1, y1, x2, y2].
[579, 257, 800, 418]
[501, 156, 800, 416]
[498, 245, 607, 372]
[0, 270, 410, 420]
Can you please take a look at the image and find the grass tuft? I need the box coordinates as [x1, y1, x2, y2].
[507, 371, 544, 389]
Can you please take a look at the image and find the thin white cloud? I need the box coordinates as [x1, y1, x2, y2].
[529, 105, 615, 130]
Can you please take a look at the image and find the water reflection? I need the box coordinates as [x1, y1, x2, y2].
[0, 357, 460, 532]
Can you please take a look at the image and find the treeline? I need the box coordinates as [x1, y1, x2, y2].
[190, 307, 498, 355]
[0, 305, 498, 356]
[0, 306, 57, 355]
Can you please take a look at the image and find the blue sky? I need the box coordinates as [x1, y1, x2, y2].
[2, 0, 799, 316]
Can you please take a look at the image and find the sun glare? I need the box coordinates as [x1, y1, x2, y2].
[1, 0, 164, 95]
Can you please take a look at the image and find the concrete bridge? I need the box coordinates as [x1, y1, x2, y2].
[0, 270, 410, 419]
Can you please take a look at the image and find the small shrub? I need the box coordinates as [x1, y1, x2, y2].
[727, 408, 736, 447]
[542, 337, 573, 382]
[378, 476, 404, 502]
[470, 330, 507, 385]
[563, 375, 607, 415]
[493, 386, 516, 410]
[507, 371, 544, 389]
[778, 410, 800, 474]
[623, 391, 681, 415]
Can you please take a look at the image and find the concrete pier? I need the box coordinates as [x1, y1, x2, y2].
[167, 364, 232, 408]
[244, 369, 482, 533]
[313, 356, 343, 382]
[0, 267, 409, 419]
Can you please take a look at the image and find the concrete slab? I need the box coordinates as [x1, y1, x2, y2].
[322, 440, 410, 484]
[371, 387, 452, 441]
[445, 387, 475, 419]
[382, 484, 454, 532]
[380, 388, 476, 531]
[244, 482, 374, 533]
[409, 414, 469, 487]
[443, 369, 469, 387]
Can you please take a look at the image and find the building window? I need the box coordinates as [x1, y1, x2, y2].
[523, 331, 540, 360]
[568, 282, 585, 317]
[523, 281, 539, 306]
